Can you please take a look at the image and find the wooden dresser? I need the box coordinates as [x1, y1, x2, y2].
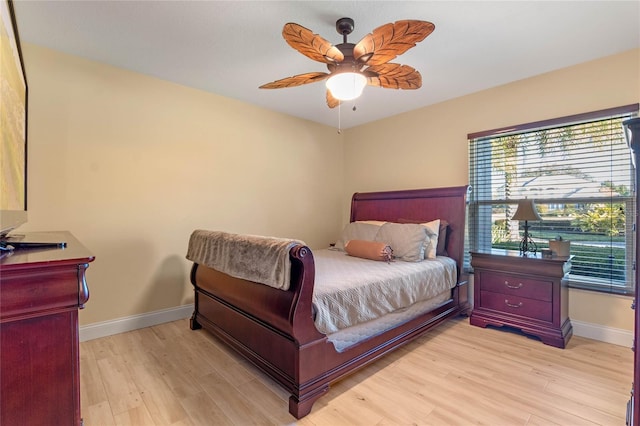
[0, 232, 94, 426]
[469, 249, 573, 348]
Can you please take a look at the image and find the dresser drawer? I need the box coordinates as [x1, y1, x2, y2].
[480, 291, 552, 322]
[479, 271, 553, 302]
[0, 268, 79, 320]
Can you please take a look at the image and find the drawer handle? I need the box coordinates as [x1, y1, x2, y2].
[504, 280, 523, 289]
[505, 299, 523, 308]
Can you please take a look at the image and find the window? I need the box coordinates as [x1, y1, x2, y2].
[467, 104, 639, 295]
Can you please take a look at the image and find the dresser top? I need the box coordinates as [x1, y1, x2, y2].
[0, 231, 94, 270]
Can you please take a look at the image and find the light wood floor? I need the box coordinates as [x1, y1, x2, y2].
[80, 316, 633, 425]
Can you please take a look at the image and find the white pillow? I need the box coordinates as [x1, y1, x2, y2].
[419, 219, 440, 259]
[334, 221, 385, 251]
[374, 222, 427, 262]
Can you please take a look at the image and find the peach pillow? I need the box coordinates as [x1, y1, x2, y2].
[344, 240, 393, 262]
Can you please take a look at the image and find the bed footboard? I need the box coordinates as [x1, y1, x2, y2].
[189, 243, 335, 415]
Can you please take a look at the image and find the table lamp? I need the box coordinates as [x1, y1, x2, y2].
[511, 199, 542, 256]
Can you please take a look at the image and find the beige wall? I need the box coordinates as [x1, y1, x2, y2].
[20, 42, 640, 333]
[22, 44, 344, 325]
[343, 48, 640, 332]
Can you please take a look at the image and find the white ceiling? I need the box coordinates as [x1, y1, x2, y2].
[12, 1, 640, 130]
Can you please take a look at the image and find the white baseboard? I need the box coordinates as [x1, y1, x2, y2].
[571, 319, 634, 348]
[79, 305, 633, 348]
[79, 304, 193, 342]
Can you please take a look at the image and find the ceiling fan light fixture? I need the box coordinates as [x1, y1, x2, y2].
[326, 72, 367, 101]
[260, 19, 434, 108]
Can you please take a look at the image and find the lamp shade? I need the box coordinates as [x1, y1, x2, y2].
[511, 199, 542, 221]
[326, 72, 367, 101]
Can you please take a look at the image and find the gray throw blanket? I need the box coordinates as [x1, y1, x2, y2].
[186, 230, 305, 290]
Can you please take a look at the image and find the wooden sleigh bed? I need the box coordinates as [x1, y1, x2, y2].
[187, 185, 470, 418]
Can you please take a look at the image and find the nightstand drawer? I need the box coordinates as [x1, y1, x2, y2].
[480, 291, 552, 322]
[479, 271, 552, 302]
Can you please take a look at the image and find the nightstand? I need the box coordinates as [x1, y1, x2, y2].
[469, 249, 573, 348]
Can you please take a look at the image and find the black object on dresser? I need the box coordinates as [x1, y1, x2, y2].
[470, 249, 573, 349]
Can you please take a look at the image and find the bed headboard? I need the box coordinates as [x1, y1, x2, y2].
[350, 185, 470, 273]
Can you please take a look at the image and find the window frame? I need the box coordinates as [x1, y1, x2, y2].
[467, 104, 639, 296]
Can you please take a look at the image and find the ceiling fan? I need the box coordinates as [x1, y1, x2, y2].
[259, 18, 435, 108]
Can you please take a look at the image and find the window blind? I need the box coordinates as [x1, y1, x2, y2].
[467, 105, 638, 295]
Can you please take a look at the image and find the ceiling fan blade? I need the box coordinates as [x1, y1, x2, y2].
[282, 23, 345, 64]
[366, 63, 422, 89]
[259, 72, 330, 89]
[326, 90, 340, 109]
[354, 20, 434, 66]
